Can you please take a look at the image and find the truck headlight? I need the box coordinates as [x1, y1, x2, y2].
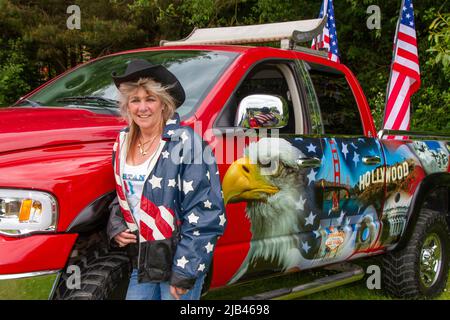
[0, 189, 58, 236]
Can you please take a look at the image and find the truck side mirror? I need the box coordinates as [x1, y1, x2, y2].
[234, 94, 289, 129]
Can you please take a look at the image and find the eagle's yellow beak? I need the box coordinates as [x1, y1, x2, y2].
[222, 156, 279, 204]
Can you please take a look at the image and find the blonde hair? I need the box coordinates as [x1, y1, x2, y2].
[118, 78, 176, 153]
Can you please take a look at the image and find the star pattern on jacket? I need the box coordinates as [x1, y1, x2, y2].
[198, 264, 206, 272]
[205, 242, 214, 253]
[219, 214, 226, 226]
[168, 179, 177, 188]
[188, 212, 199, 224]
[149, 175, 162, 189]
[177, 256, 189, 269]
[183, 180, 194, 195]
[204, 200, 212, 209]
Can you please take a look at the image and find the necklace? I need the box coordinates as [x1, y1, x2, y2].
[138, 134, 159, 156]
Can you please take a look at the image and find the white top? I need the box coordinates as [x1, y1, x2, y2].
[122, 139, 165, 224]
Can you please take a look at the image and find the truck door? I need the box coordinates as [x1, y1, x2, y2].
[296, 60, 386, 263]
[214, 58, 327, 284]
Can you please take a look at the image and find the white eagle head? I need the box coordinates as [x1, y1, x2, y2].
[222, 138, 307, 238]
[222, 138, 310, 276]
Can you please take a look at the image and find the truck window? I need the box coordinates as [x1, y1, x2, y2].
[23, 50, 237, 120]
[215, 62, 304, 134]
[304, 62, 363, 135]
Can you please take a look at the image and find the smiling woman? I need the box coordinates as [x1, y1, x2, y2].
[105, 59, 226, 300]
[117, 78, 176, 159]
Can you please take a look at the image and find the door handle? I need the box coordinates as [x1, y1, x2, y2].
[296, 157, 321, 168]
[362, 156, 381, 165]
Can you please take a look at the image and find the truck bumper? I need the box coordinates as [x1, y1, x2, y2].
[0, 233, 77, 299]
[0, 270, 61, 300]
[0, 233, 77, 273]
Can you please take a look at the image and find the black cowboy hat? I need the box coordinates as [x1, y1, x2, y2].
[112, 59, 185, 107]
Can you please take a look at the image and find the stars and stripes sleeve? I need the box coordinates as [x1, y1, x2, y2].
[106, 195, 128, 247]
[106, 134, 128, 247]
[170, 128, 226, 289]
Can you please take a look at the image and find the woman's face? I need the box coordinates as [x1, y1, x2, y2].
[127, 87, 164, 132]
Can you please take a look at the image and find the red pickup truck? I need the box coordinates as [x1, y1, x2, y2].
[0, 19, 449, 300]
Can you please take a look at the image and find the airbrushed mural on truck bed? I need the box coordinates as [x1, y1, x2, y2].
[222, 137, 450, 284]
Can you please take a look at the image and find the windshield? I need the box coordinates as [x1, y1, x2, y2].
[23, 50, 238, 118]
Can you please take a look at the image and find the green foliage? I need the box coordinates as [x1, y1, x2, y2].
[412, 85, 450, 133]
[410, 2, 450, 133]
[0, 0, 448, 133]
[180, 0, 216, 26]
[0, 39, 35, 106]
[368, 91, 386, 131]
[336, 0, 450, 133]
[427, 8, 450, 75]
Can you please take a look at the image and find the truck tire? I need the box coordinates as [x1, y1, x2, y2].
[54, 241, 131, 300]
[381, 208, 450, 299]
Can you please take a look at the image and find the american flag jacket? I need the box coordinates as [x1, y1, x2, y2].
[107, 113, 226, 289]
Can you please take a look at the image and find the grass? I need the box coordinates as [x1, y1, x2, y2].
[1, 261, 448, 300]
[0, 273, 57, 300]
[202, 259, 450, 300]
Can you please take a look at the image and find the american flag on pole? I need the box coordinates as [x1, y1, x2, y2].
[383, 0, 421, 139]
[311, 0, 340, 62]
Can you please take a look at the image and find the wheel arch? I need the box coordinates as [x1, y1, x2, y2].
[67, 191, 116, 233]
[394, 172, 450, 251]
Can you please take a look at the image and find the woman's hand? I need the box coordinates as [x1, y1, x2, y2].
[170, 285, 189, 300]
[114, 229, 137, 247]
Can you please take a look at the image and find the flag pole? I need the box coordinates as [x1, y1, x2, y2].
[312, 0, 327, 50]
[382, 0, 405, 127]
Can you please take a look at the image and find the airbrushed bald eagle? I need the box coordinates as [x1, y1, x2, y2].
[222, 138, 320, 284]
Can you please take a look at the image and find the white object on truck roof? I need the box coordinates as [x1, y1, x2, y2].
[160, 17, 327, 47]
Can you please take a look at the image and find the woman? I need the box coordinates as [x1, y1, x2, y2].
[107, 59, 226, 300]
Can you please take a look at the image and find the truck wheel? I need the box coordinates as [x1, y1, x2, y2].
[54, 246, 131, 300]
[381, 208, 450, 299]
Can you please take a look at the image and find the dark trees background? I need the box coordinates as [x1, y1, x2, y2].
[0, 0, 448, 131]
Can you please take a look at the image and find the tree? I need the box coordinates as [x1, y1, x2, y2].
[0, 1, 40, 105]
[411, 3, 450, 133]
[427, 8, 450, 73]
[0, 0, 448, 134]
[0, 39, 33, 105]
